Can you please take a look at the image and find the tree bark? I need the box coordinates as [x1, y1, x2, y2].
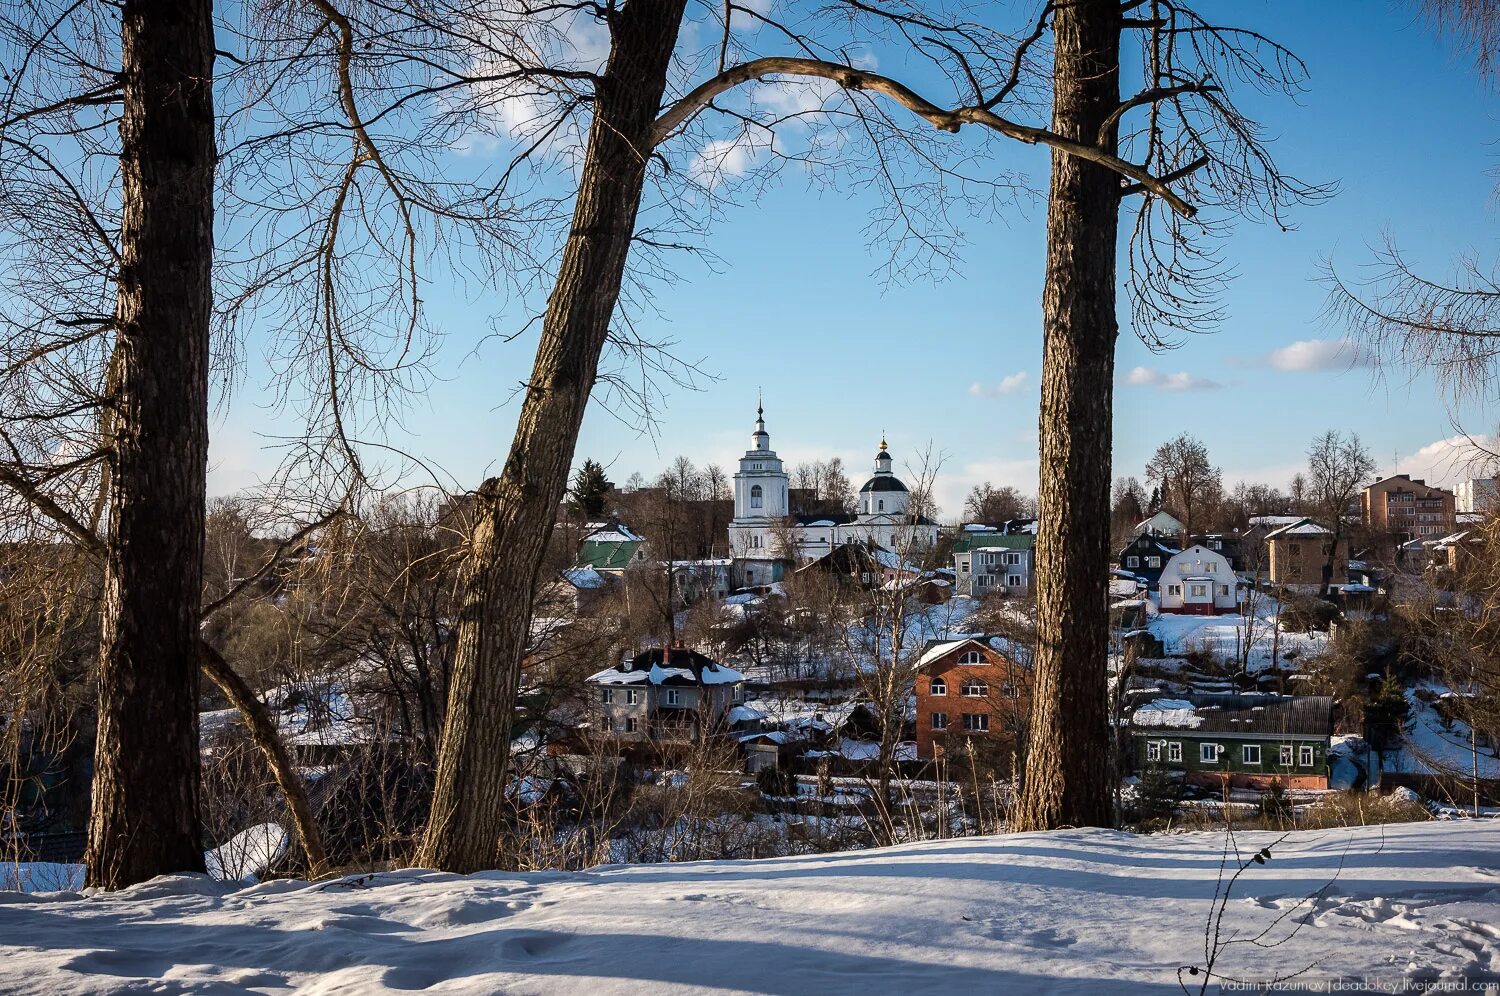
[418, 0, 687, 873]
[86, 0, 216, 888]
[1013, 0, 1120, 832]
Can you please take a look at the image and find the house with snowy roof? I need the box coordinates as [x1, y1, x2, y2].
[1130, 694, 1334, 790]
[587, 646, 746, 746]
[1115, 533, 1180, 591]
[1264, 518, 1349, 593]
[914, 638, 1031, 761]
[951, 532, 1034, 596]
[1157, 544, 1241, 615]
[577, 522, 648, 575]
[1134, 510, 1185, 539]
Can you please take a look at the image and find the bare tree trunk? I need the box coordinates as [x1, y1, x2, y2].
[86, 0, 216, 889]
[1013, 0, 1120, 833]
[418, 0, 688, 873]
[199, 643, 328, 877]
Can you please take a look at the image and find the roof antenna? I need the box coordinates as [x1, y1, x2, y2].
[757, 386, 763, 419]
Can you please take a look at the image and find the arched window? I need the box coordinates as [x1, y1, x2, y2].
[958, 650, 983, 665]
[929, 678, 947, 696]
[877, 499, 885, 512]
[751, 484, 763, 509]
[961, 680, 987, 697]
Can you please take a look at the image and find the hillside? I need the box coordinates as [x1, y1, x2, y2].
[1, 821, 1497, 994]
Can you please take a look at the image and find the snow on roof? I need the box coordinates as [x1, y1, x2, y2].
[1248, 514, 1306, 527]
[561, 566, 607, 589]
[1131, 698, 1204, 729]
[584, 523, 643, 542]
[1341, 583, 1376, 593]
[1265, 518, 1334, 540]
[727, 704, 766, 724]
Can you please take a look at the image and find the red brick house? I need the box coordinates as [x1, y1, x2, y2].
[914, 638, 1031, 762]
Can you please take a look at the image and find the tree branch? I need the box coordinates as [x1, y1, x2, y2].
[651, 57, 1199, 218]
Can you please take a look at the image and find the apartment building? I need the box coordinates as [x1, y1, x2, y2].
[1361, 475, 1455, 542]
[1455, 478, 1497, 515]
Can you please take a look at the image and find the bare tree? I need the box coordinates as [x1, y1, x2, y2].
[1145, 433, 1220, 537]
[964, 483, 1035, 523]
[1305, 430, 1375, 587]
[1016, 0, 1327, 832]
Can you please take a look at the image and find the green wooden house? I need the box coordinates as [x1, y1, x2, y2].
[1130, 694, 1334, 790]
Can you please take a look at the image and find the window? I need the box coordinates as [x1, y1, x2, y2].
[751, 484, 763, 509]
[1200, 743, 1221, 763]
[1242, 744, 1262, 765]
[1209, 540, 1222, 550]
[1216, 584, 1229, 597]
[1205, 562, 1217, 573]
[1167, 584, 1182, 597]
[1000, 681, 1017, 698]
[625, 689, 639, 705]
[1189, 584, 1208, 598]
[1168, 741, 1182, 762]
[963, 713, 989, 732]
[733, 686, 743, 702]
[1279, 745, 1293, 766]
[1004, 553, 1021, 566]
[1298, 745, 1314, 767]
[961, 680, 987, 697]
[958, 650, 982, 665]
[929, 678, 947, 697]
[665, 689, 682, 706]
[877, 500, 885, 512]
[1147, 556, 1161, 568]
[1146, 741, 1162, 761]
[978, 575, 994, 587]
[931, 712, 947, 730]
[1126, 556, 1140, 568]
[620, 717, 637, 733]
[1006, 575, 1024, 587]
[599, 688, 612, 705]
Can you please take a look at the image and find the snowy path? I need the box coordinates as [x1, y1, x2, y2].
[2, 822, 1498, 993]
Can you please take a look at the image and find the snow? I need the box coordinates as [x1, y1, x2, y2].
[562, 566, 607, 589]
[4, 825, 289, 896]
[1145, 599, 1329, 674]
[3, 822, 1498, 992]
[1131, 698, 1203, 728]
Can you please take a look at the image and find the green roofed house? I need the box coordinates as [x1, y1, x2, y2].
[577, 523, 647, 576]
[1130, 694, 1334, 790]
[952, 530, 1036, 596]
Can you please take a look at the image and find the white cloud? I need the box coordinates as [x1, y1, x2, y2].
[1393, 434, 1499, 488]
[968, 372, 1030, 398]
[1267, 338, 1374, 372]
[1121, 366, 1223, 391]
[689, 133, 771, 187]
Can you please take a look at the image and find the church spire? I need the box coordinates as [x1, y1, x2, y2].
[752, 394, 769, 451]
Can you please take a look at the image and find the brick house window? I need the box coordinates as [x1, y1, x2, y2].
[1200, 743, 1221, 763]
[1299, 745, 1314, 767]
[958, 650, 983, 665]
[961, 680, 987, 697]
[931, 712, 947, 730]
[1242, 744, 1262, 765]
[1168, 742, 1182, 762]
[930, 678, 947, 696]
[963, 713, 989, 732]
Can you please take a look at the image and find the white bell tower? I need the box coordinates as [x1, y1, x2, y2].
[728, 399, 790, 582]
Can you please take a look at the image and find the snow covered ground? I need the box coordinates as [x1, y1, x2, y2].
[2, 821, 1498, 993]
[1147, 599, 1329, 673]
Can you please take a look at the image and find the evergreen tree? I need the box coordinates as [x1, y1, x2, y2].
[567, 460, 614, 519]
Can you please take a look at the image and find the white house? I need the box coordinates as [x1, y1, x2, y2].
[1134, 510, 1186, 538]
[1158, 544, 1239, 615]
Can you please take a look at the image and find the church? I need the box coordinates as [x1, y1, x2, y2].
[727, 404, 940, 587]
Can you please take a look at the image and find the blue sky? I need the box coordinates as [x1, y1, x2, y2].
[210, 1, 1499, 518]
